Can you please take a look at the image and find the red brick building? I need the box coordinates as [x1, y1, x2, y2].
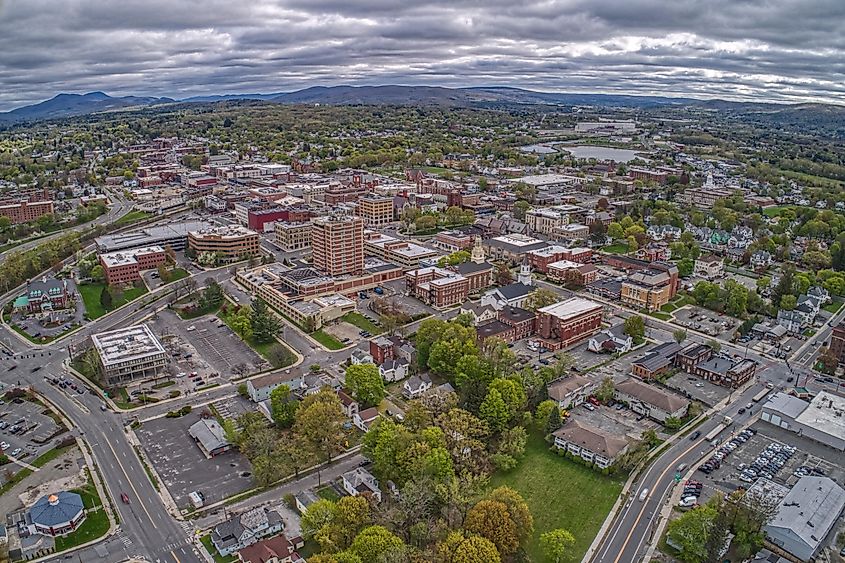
[312, 215, 365, 276]
[405, 261, 493, 308]
[0, 199, 54, 225]
[831, 322, 845, 365]
[527, 246, 593, 273]
[536, 297, 603, 350]
[100, 246, 167, 285]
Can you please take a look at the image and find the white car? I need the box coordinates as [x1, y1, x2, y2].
[10, 448, 21, 457]
[0, 442, 9, 450]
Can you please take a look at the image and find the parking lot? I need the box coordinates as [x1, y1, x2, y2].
[149, 309, 268, 384]
[672, 306, 739, 339]
[0, 397, 67, 475]
[137, 413, 254, 510]
[665, 372, 732, 407]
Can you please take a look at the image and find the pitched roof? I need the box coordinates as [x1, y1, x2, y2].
[766, 476, 845, 553]
[238, 534, 292, 563]
[29, 491, 84, 527]
[547, 375, 593, 401]
[553, 420, 629, 458]
[615, 379, 689, 414]
[496, 283, 535, 300]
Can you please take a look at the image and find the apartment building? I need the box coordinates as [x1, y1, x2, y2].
[536, 297, 604, 350]
[553, 420, 629, 470]
[525, 207, 572, 236]
[356, 194, 394, 227]
[678, 187, 734, 209]
[619, 262, 679, 312]
[91, 324, 168, 385]
[99, 245, 167, 285]
[311, 215, 365, 276]
[274, 221, 312, 251]
[188, 225, 260, 263]
[0, 199, 54, 224]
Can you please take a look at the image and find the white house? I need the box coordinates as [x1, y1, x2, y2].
[350, 349, 374, 365]
[379, 358, 409, 383]
[342, 467, 382, 502]
[211, 507, 284, 556]
[246, 372, 304, 403]
[750, 250, 773, 269]
[776, 310, 806, 335]
[353, 407, 380, 432]
[480, 283, 535, 311]
[587, 325, 633, 354]
[613, 378, 689, 423]
[402, 374, 432, 399]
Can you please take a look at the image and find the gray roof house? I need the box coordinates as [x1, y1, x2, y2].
[764, 476, 845, 562]
[211, 507, 285, 556]
[189, 418, 232, 458]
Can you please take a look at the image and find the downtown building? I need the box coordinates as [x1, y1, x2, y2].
[91, 324, 168, 385]
[187, 225, 260, 263]
[99, 245, 167, 285]
[311, 215, 365, 276]
[0, 199, 55, 225]
[536, 297, 604, 350]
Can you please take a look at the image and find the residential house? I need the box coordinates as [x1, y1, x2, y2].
[689, 356, 757, 388]
[369, 335, 416, 366]
[750, 250, 773, 269]
[293, 490, 320, 515]
[693, 254, 724, 280]
[552, 420, 629, 469]
[342, 467, 382, 502]
[647, 225, 682, 241]
[403, 374, 433, 399]
[353, 407, 380, 432]
[587, 325, 633, 354]
[613, 378, 689, 423]
[379, 358, 409, 382]
[777, 309, 806, 335]
[547, 375, 598, 409]
[336, 390, 359, 419]
[247, 372, 304, 403]
[458, 301, 498, 326]
[237, 534, 303, 563]
[350, 349, 374, 365]
[211, 507, 284, 557]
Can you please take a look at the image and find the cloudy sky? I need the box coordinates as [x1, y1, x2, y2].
[1, 0, 844, 111]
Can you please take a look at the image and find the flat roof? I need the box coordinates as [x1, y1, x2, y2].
[99, 245, 164, 267]
[96, 220, 213, 252]
[92, 324, 166, 367]
[189, 224, 258, 239]
[491, 233, 545, 247]
[795, 391, 845, 443]
[538, 297, 603, 320]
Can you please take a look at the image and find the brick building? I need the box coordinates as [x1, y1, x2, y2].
[536, 297, 603, 350]
[99, 245, 167, 285]
[0, 199, 54, 224]
[831, 322, 845, 365]
[356, 194, 394, 226]
[311, 215, 365, 276]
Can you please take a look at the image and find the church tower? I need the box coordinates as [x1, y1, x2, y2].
[471, 235, 485, 264]
[517, 256, 532, 286]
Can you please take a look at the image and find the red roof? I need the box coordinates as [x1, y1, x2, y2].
[238, 535, 292, 563]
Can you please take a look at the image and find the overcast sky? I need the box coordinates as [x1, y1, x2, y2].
[1, 0, 844, 111]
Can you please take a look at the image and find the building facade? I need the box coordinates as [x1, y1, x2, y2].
[187, 225, 260, 263]
[357, 194, 394, 226]
[99, 245, 167, 285]
[274, 221, 312, 251]
[91, 324, 168, 385]
[311, 215, 365, 276]
[0, 199, 54, 224]
[536, 297, 604, 350]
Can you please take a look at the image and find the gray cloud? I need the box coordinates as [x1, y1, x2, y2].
[0, 0, 844, 110]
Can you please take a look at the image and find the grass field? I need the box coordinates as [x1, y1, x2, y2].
[602, 242, 630, 254]
[341, 312, 384, 335]
[762, 205, 798, 218]
[78, 282, 148, 319]
[489, 432, 624, 563]
[649, 311, 672, 321]
[54, 475, 109, 551]
[823, 298, 844, 314]
[310, 329, 345, 350]
[114, 210, 151, 226]
[165, 267, 189, 283]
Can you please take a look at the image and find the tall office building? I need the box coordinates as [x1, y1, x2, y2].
[311, 215, 364, 276]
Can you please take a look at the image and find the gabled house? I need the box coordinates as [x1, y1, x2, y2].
[336, 389, 359, 419]
[547, 375, 597, 409]
[750, 250, 773, 269]
[211, 507, 284, 557]
[552, 420, 629, 470]
[403, 374, 433, 399]
[237, 534, 304, 563]
[777, 309, 806, 335]
[350, 349, 374, 365]
[693, 254, 724, 280]
[480, 283, 536, 311]
[613, 378, 690, 423]
[458, 301, 498, 326]
[379, 358, 409, 383]
[293, 490, 320, 514]
[807, 286, 831, 305]
[646, 225, 681, 241]
[342, 467, 382, 502]
[353, 407, 380, 432]
[587, 325, 633, 354]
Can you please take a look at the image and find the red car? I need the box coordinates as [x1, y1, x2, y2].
[588, 397, 601, 407]
[121, 492, 130, 504]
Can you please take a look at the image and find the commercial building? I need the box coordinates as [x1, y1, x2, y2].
[356, 194, 394, 226]
[475, 306, 537, 344]
[556, 223, 590, 241]
[15, 277, 74, 314]
[27, 491, 86, 537]
[99, 245, 167, 285]
[631, 342, 683, 380]
[620, 262, 679, 312]
[311, 215, 365, 276]
[527, 245, 592, 273]
[0, 199, 54, 224]
[187, 225, 260, 263]
[613, 378, 689, 423]
[552, 420, 629, 469]
[363, 231, 439, 268]
[677, 187, 734, 209]
[547, 260, 599, 286]
[188, 418, 232, 458]
[95, 220, 213, 253]
[761, 392, 845, 452]
[674, 343, 757, 388]
[433, 230, 474, 252]
[274, 221, 312, 251]
[575, 121, 636, 134]
[536, 297, 603, 350]
[484, 233, 548, 263]
[91, 324, 168, 385]
[406, 266, 470, 309]
[525, 206, 574, 236]
[764, 476, 845, 561]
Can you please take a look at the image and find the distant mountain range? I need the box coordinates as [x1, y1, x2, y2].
[1, 85, 842, 126]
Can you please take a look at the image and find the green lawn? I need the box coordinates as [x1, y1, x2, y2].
[54, 476, 109, 551]
[0, 444, 78, 496]
[200, 534, 237, 563]
[341, 312, 384, 335]
[310, 329, 345, 350]
[602, 243, 630, 254]
[114, 210, 151, 226]
[823, 298, 844, 314]
[762, 205, 798, 218]
[165, 267, 189, 283]
[489, 432, 625, 563]
[317, 486, 341, 501]
[650, 311, 672, 321]
[78, 282, 148, 319]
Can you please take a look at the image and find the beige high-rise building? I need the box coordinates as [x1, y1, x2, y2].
[311, 215, 364, 276]
[356, 194, 394, 227]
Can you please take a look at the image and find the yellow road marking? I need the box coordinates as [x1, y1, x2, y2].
[101, 432, 158, 530]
